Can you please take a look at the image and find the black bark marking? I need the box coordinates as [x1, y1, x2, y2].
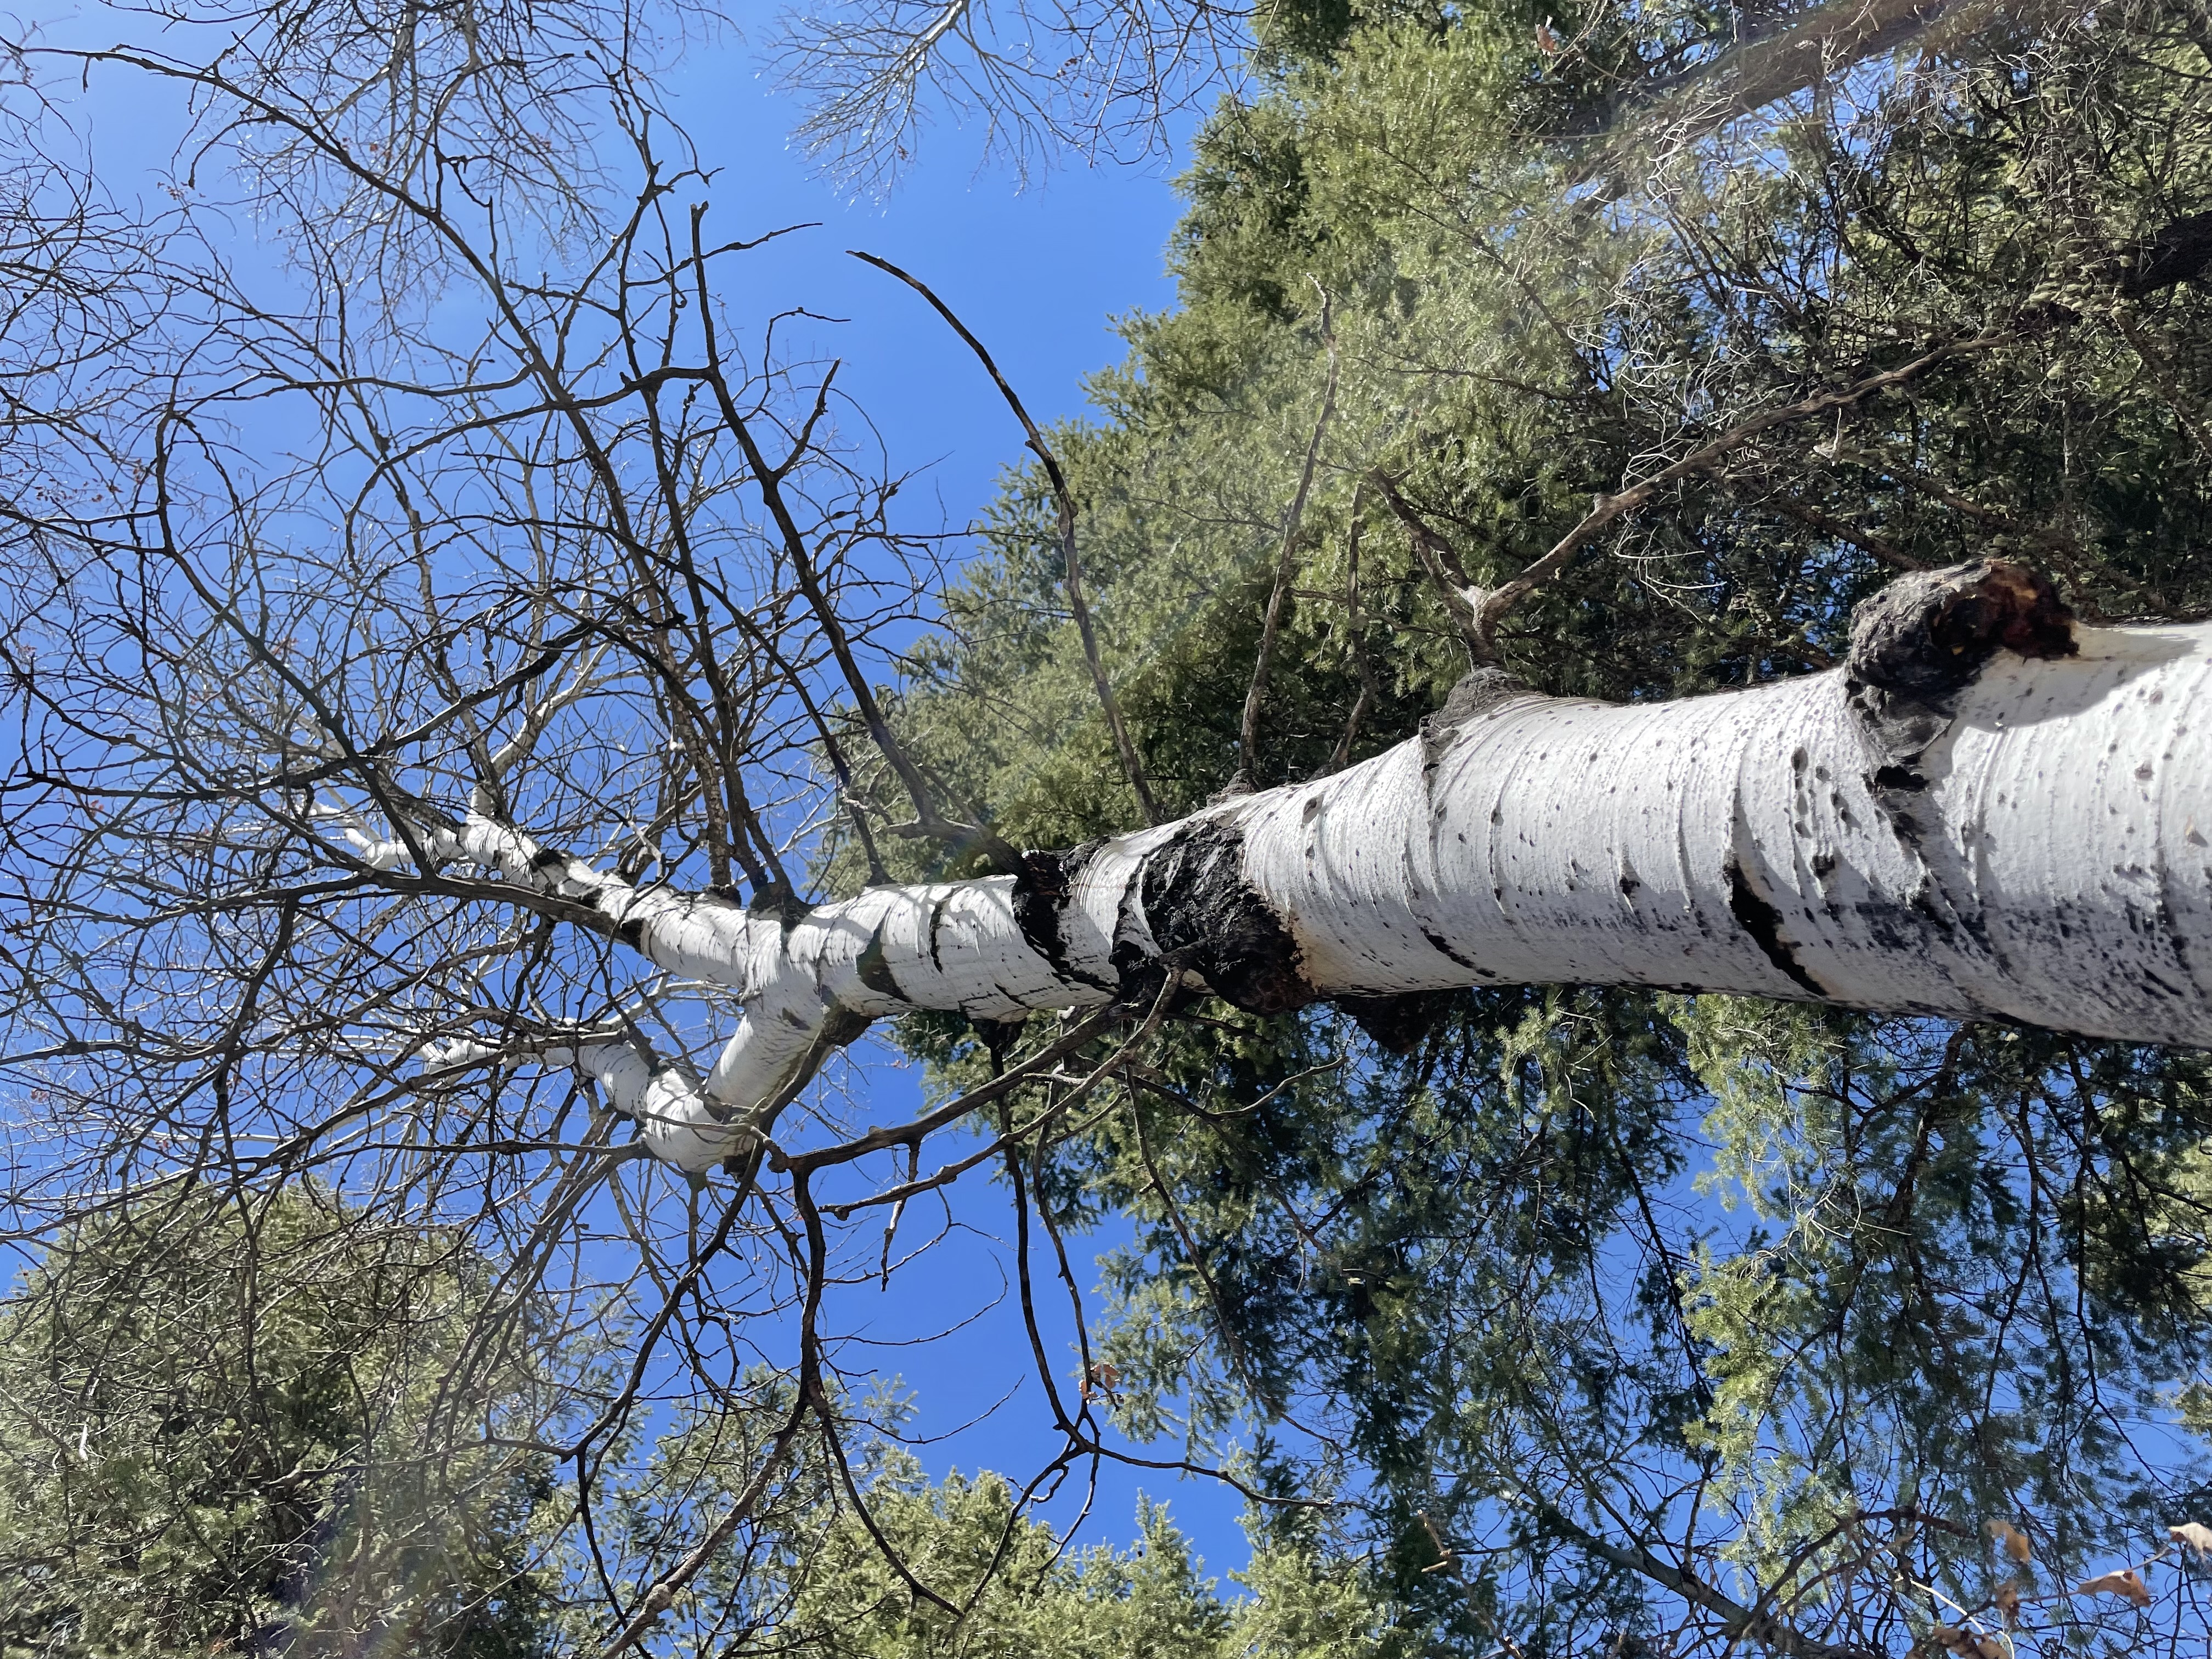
[753, 888, 811, 929]
[1011, 849, 1069, 967]
[857, 923, 905, 1002]
[1137, 819, 1315, 1015]
[1420, 925, 1484, 973]
[1013, 843, 1114, 991]
[1110, 876, 1152, 986]
[926, 891, 950, 973]
[1725, 857, 1829, 999]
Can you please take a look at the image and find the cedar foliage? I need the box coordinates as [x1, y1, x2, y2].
[874, 1, 2212, 1652]
[0, 1192, 564, 1657]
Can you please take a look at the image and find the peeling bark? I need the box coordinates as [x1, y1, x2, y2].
[377, 561, 2212, 1170]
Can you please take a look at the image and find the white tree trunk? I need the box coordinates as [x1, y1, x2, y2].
[389, 563, 2212, 1170]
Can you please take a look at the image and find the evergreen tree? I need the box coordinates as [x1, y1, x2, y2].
[0, 1192, 566, 1657]
[761, 1464, 1386, 1659]
[878, 2, 2212, 1652]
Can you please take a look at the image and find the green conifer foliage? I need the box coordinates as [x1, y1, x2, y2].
[0, 1192, 564, 1658]
[877, 3, 2212, 1652]
[760, 1465, 1386, 1659]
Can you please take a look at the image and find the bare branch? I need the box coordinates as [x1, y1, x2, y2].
[1231, 287, 1337, 795]
[851, 249, 1161, 825]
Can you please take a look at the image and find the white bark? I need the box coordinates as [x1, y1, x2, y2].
[376, 565, 2212, 1172]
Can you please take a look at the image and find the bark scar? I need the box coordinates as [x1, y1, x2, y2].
[857, 922, 905, 1002]
[1013, 843, 1114, 991]
[1137, 819, 1314, 1014]
[1724, 856, 1829, 999]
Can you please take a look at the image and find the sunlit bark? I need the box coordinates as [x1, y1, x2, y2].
[377, 562, 2212, 1171]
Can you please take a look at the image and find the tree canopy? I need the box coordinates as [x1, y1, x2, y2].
[884, 0, 2212, 1646]
[0, 1190, 565, 1655]
[2, 0, 2210, 1654]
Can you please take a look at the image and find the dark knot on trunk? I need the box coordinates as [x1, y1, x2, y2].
[1844, 558, 2077, 802]
[1846, 559, 2076, 700]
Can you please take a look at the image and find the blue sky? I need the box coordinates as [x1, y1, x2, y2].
[32, 0, 1259, 1577]
[662, 43, 1190, 546]
[653, 40, 1261, 1581]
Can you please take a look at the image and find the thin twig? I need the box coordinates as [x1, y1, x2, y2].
[1380, 333, 2007, 663]
[595, 1396, 809, 1658]
[1474, 333, 2009, 651]
[1233, 286, 1339, 794]
[780, 1001, 1127, 1179]
[1728, 479, 1927, 572]
[693, 216, 1017, 873]
[1327, 481, 1380, 773]
[851, 249, 1161, 825]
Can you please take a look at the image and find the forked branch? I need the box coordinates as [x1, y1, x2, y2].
[1380, 332, 2007, 661]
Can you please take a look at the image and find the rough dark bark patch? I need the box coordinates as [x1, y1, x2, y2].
[1138, 819, 1315, 1015]
[1847, 559, 2075, 698]
[1011, 848, 1071, 969]
[1844, 560, 2076, 785]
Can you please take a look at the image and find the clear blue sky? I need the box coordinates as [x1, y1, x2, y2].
[664, 45, 1189, 543]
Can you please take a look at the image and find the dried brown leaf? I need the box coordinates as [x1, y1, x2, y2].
[1986, 1519, 2032, 1564]
[1994, 1579, 2022, 1626]
[2077, 1568, 2151, 1608]
[2169, 1522, 2212, 1561]
[1928, 1624, 2006, 1659]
